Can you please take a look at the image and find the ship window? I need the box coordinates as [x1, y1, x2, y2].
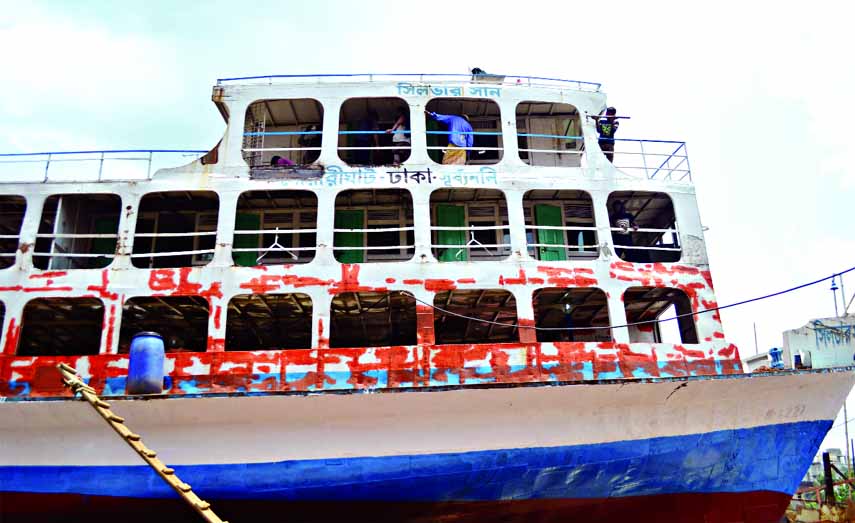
[523, 190, 597, 260]
[430, 189, 509, 262]
[234, 190, 317, 266]
[607, 191, 680, 263]
[0, 195, 26, 270]
[33, 194, 121, 270]
[132, 191, 219, 269]
[339, 97, 411, 166]
[624, 287, 698, 344]
[516, 101, 582, 167]
[333, 189, 414, 263]
[226, 293, 312, 351]
[119, 296, 209, 353]
[533, 288, 612, 342]
[17, 297, 104, 356]
[242, 98, 323, 170]
[433, 289, 517, 345]
[425, 98, 503, 165]
[330, 291, 416, 348]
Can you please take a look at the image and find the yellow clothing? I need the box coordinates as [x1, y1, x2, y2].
[442, 144, 467, 165]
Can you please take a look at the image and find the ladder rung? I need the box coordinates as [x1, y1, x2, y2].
[125, 432, 141, 441]
[108, 414, 125, 423]
[162, 467, 175, 475]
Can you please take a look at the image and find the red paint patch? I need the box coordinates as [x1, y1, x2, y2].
[3, 318, 21, 354]
[385, 278, 396, 284]
[87, 270, 119, 300]
[456, 278, 476, 284]
[213, 305, 222, 330]
[424, 279, 456, 292]
[29, 271, 68, 279]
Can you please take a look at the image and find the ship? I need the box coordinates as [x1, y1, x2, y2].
[0, 72, 852, 523]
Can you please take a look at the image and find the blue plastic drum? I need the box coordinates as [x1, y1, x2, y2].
[127, 331, 165, 394]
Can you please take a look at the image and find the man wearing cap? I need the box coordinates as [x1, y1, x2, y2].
[426, 111, 473, 165]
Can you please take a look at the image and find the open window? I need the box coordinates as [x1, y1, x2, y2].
[533, 288, 611, 342]
[333, 189, 414, 263]
[425, 98, 502, 165]
[233, 190, 317, 266]
[132, 191, 219, 269]
[119, 296, 209, 353]
[33, 194, 120, 270]
[516, 101, 582, 167]
[524, 190, 597, 260]
[339, 97, 411, 166]
[0, 195, 26, 269]
[226, 293, 312, 351]
[433, 289, 517, 345]
[607, 191, 680, 263]
[624, 287, 698, 344]
[18, 297, 103, 356]
[330, 291, 416, 348]
[430, 189, 510, 262]
[242, 98, 323, 170]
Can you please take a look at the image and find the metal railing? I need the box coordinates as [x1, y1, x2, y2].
[611, 139, 691, 182]
[218, 73, 602, 92]
[0, 150, 207, 183]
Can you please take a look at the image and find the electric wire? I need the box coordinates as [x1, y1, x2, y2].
[414, 265, 855, 332]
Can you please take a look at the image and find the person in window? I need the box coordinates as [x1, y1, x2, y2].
[596, 107, 619, 163]
[353, 111, 379, 166]
[270, 155, 295, 167]
[611, 200, 638, 260]
[426, 110, 473, 165]
[386, 109, 410, 166]
[297, 124, 322, 164]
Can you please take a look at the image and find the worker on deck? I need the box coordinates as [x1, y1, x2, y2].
[426, 110, 473, 165]
[596, 107, 619, 163]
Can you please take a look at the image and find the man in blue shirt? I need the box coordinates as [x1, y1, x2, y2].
[426, 111, 473, 165]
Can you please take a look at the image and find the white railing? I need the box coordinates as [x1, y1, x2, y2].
[611, 140, 691, 182]
[0, 150, 207, 183]
[217, 73, 603, 92]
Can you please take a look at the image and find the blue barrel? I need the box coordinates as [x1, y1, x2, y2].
[127, 332, 165, 394]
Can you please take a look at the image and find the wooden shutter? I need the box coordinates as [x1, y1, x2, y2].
[535, 204, 566, 261]
[335, 209, 365, 263]
[436, 204, 466, 262]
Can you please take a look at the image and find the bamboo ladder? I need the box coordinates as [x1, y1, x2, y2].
[56, 363, 228, 523]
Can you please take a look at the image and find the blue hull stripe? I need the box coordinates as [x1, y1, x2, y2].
[0, 420, 830, 502]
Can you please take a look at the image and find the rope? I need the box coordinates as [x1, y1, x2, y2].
[415, 265, 855, 332]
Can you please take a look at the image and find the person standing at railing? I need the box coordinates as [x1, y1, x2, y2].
[426, 111, 473, 165]
[611, 200, 638, 260]
[386, 109, 410, 166]
[596, 107, 619, 163]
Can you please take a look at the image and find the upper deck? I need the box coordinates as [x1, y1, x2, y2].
[0, 74, 732, 400]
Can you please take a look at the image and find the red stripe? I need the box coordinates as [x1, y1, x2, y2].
[0, 490, 791, 523]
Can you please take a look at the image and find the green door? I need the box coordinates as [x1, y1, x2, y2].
[535, 204, 566, 261]
[427, 118, 444, 164]
[335, 209, 364, 263]
[437, 204, 466, 262]
[234, 212, 261, 267]
[92, 216, 119, 268]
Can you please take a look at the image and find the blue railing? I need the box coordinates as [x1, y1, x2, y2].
[0, 149, 207, 183]
[217, 73, 602, 92]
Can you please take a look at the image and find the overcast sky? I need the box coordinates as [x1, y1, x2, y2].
[2, 1, 854, 451]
